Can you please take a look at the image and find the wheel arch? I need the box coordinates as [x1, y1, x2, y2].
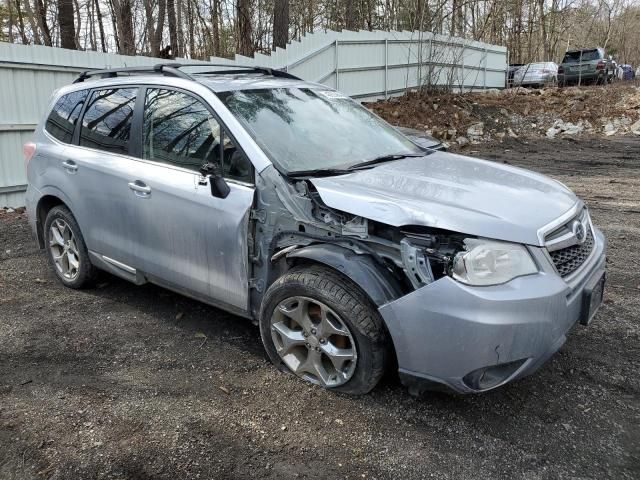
[35, 194, 69, 248]
[285, 243, 404, 307]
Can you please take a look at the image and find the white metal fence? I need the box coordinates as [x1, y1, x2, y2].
[0, 30, 506, 207]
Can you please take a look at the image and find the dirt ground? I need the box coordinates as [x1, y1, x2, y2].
[1, 136, 639, 479]
[367, 83, 640, 143]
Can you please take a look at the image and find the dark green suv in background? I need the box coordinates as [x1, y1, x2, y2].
[558, 47, 614, 85]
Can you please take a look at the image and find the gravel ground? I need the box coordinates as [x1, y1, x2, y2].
[1, 137, 639, 479]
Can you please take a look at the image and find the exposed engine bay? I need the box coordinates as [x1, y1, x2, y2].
[248, 169, 469, 317]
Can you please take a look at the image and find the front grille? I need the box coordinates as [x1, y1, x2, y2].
[549, 228, 594, 277]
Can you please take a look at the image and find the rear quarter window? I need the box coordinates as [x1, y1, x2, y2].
[45, 90, 89, 143]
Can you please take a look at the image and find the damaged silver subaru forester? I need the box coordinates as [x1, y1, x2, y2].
[25, 64, 606, 395]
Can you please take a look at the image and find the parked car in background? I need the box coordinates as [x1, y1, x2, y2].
[395, 126, 446, 151]
[512, 62, 558, 87]
[25, 63, 606, 396]
[507, 63, 525, 87]
[558, 48, 613, 85]
[620, 64, 635, 81]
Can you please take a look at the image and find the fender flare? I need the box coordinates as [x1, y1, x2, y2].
[286, 243, 403, 306]
[33, 187, 76, 248]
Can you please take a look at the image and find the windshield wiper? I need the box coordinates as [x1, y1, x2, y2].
[348, 153, 423, 171]
[287, 167, 353, 178]
[287, 153, 424, 177]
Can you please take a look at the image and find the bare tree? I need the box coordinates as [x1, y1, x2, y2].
[110, 0, 136, 54]
[19, 0, 38, 44]
[73, 0, 82, 48]
[187, 0, 195, 57]
[144, 0, 166, 56]
[167, 0, 179, 56]
[94, 0, 107, 52]
[2, 0, 640, 68]
[273, 0, 289, 49]
[58, 0, 75, 49]
[211, 0, 220, 56]
[35, 0, 51, 45]
[236, 0, 252, 56]
[5, 0, 15, 42]
[13, 0, 29, 44]
[345, 0, 358, 30]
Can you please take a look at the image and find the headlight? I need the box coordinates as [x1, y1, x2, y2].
[451, 238, 537, 286]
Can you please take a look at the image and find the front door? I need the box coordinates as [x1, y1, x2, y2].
[130, 87, 255, 312]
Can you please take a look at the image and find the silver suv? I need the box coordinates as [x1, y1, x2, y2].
[25, 64, 606, 395]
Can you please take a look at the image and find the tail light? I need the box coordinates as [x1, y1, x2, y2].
[23, 142, 36, 170]
[596, 60, 605, 70]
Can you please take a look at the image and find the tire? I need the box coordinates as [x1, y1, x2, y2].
[44, 205, 96, 289]
[259, 265, 389, 395]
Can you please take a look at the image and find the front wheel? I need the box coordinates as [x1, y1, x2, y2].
[259, 265, 389, 395]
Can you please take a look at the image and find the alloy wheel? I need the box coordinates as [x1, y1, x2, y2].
[270, 296, 358, 387]
[48, 218, 80, 280]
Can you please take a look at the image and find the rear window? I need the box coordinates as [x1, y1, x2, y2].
[79, 88, 137, 155]
[45, 90, 89, 143]
[562, 49, 601, 63]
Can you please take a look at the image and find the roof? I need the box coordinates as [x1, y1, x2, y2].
[55, 71, 324, 101]
[69, 63, 322, 93]
[565, 47, 603, 53]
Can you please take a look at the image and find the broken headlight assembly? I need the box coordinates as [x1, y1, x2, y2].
[450, 238, 538, 286]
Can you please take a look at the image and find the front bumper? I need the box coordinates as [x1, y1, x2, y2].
[379, 228, 606, 394]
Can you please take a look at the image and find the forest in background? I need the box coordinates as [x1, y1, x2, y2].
[1, 0, 639, 66]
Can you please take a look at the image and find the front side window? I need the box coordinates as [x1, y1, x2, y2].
[218, 88, 422, 174]
[79, 88, 137, 154]
[143, 88, 252, 182]
[45, 89, 88, 143]
[143, 88, 219, 171]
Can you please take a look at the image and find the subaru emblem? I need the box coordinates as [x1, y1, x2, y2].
[572, 221, 587, 243]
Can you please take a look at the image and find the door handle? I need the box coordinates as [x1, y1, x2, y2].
[128, 181, 151, 196]
[62, 160, 78, 172]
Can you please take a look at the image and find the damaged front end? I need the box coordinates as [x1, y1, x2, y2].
[250, 164, 607, 394]
[249, 165, 470, 319]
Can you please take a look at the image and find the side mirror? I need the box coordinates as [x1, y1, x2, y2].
[199, 162, 230, 199]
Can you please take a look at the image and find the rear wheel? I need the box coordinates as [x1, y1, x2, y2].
[259, 265, 388, 395]
[44, 205, 96, 289]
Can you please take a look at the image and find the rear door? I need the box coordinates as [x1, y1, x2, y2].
[129, 87, 255, 312]
[62, 86, 142, 269]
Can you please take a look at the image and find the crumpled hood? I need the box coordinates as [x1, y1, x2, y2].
[310, 152, 579, 246]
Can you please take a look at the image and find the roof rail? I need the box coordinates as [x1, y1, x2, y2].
[74, 64, 189, 83]
[73, 62, 301, 83]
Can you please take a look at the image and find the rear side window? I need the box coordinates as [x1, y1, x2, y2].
[79, 88, 137, 155]
[45, 90, 88, 143]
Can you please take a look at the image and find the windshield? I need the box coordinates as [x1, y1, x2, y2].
[217, 88, 422, 174]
